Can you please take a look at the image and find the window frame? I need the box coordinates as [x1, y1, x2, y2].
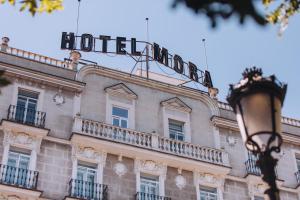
[140, 175, 160, 196]
[134, 160, 167, 197]
[162, 103, 191, 142]
[105, 93, 135, 129]
[253, 196, 264, 200]
[168, 119, 185, 141]
[199, 185, 218, 200]
[112, 106, 129, 128]
[11, 83, 44, 112]
[7, 150, 31, 169]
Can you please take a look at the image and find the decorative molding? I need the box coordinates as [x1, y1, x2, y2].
[3, 129, 42, 152]
[248, 182, 267, 197]
[0, 195, 20, 200]
[2, 64, 85, 92]
[113, 162, 128, 177]
[212, 115, 300, 145]
[72, 145, 107, 164]
[104, 83, 137, 100]
[161, 97, 192, 113]
[218, 101, 300, 127]
[194, 172, 224, 188]
[175, 174, 186, 190]
[211, 116, 239, 131]
[53, 88, 65, 105]
[134, 159, 167, 177]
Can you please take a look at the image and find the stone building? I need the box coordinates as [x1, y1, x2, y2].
[0, 37, 300, 200]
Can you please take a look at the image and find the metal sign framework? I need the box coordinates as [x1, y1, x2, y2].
[61, 32, 213, 88]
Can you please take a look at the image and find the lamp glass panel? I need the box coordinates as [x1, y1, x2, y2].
[239, 93, 282, 151]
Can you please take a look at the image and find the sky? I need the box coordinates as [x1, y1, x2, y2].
[0, 0, 299, 119]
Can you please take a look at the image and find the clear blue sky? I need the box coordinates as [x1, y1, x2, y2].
[0, 0, 299, 119]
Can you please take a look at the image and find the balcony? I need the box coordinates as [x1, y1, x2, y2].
[245, 159, 261, 176]
[135, 192, 171, 200]
[72, 117, 230, 168]
[0, 164, 39, 189]
[7, 105, 46, 128]
[68, 179, 108, 200]
[295, 171, 300, 186]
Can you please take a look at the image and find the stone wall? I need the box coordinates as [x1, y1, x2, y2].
[103, 154, 136, 200]
[80, 74, 215, 148]
[223, 179, 249, 200]
[36, 140, 72, 199]
[165, 167, 196, 200]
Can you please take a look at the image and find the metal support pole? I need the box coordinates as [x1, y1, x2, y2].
[257, 151, 280, 200]
[146, 45, 149, 79]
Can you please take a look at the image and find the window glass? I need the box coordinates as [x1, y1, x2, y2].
[112, 107, 128, 118]
[77, 165, 97, 182]
[200, 186, 217, 200]
[296, 157, 300, 171]
[169, 119, 184, 141]
[16, 89, 39, 124]
[6, 151, 30, 186]
[76, 165, 97, 199]
[112, 106, 128, 128]
[254, 196, 264, 200]
[7, 151, 30, 169]
[140, 176, 159, 195]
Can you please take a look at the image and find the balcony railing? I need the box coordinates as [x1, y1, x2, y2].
[245, 159, 261, 176]
[7, 105, 46, 128]
[73, 117, 230, 167]
[69, 179, 108, 200]
[295, 171, 300, 185]
[135, 192, 171, 200]
[0, 164, 39, 189]
[2, 46, 72, 70]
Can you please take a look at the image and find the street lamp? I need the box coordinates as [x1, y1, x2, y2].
[227, 67, 287, 200]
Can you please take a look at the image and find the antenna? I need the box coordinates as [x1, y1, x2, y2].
[75, 0, 81, 45]
[202, 38, 208, 71]
[145, 17, 150, 79]
[146, 17, 149, 43]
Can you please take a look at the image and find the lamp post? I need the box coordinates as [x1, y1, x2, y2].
[227, 67, 287, 200]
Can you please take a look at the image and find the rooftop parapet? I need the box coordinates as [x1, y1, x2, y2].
[218, 101, 300, 127]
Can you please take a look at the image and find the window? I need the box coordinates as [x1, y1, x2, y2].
[16, 89, 39, 125]
[140, 176, 159, 199]
[112, 106, 128, 128]
[169, 119, 184, 141]
[74, 164, 97, 199]
[254, 196, 264, 200]
[296, 157, 300, 171]
[200, 186, 217, 200]
[246, 151, 261, 175]
[6, 151, 30, 186]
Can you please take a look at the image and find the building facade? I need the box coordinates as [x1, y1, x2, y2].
[0, 37, 300, 200]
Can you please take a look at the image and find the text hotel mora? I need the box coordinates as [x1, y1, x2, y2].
[0, 40, 300, 200]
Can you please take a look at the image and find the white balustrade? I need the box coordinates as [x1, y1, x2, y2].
[73, 118, 230, 167]
[158, 137, 229, 166]
[80, 119, 152, 149]
[3, 46, 72, 70]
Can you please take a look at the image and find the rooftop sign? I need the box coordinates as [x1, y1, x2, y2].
[61, 32, 213, 88]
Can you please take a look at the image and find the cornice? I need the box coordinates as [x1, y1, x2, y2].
[77, 65, 220, 116]
[218, 101, 300, 128]
[211, 115, 300, 145]
[0, 62, 85, 92]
